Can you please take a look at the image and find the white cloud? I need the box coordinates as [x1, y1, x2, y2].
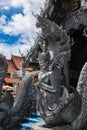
[11, 0, 30, 15]
[0, 15, 7, 25]
[0, 0, 45, 37]
[11, 0, 45, 14]
[0, 0, 45, 59]
[2, 6, 10, 10]
[17, 34, 35, 45]
[0, 42, 33, 59]
[0, 0, 11, 8]
[2, 14, 37, 37]
[11, 0, 25, 8]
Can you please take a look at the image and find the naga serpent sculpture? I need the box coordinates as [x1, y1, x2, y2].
[35, 38, 82, 129]
[33, 0, 87, 129]
[0, 54, 37, 130]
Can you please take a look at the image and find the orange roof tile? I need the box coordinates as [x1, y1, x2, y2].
[12, 55, 23, 70]
[7, 60, 16, 73]
[5, 77, 21, 84]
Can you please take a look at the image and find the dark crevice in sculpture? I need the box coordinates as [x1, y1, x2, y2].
[68, 24, 87, 87]
[43, 0, 80, 25]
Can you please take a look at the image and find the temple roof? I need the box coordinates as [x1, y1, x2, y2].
[7, 60, 16, 73]
[7, 55, 23, 74]
[11, 55, 23, 70]
[5, 55, 35, 84]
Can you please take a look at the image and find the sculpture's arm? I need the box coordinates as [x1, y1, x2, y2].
[39, 71, 52, 81]
[35, 70, 57, 93]
[36, 82, 56, 93]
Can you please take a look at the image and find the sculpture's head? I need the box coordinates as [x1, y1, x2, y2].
[38, 37, 51, 71]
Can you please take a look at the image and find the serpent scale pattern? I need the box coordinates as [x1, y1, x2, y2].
[72, 62, 87, 129]
[0, 54, 8, 98]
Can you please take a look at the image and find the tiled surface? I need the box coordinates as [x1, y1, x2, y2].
[14, 113, 43, 130]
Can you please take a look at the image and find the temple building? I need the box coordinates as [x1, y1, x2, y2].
[4, 55, 33, 87]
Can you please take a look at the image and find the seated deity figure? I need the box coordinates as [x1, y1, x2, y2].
[37, 40, 55, 93]
[36, 39, 71, 116]
[37, 39, 71, 94]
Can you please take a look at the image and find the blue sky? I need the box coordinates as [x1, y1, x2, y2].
[0, 0, 44, 59]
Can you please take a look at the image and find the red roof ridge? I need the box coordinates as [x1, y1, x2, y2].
[7, 59, 11, 61]
[11, 55, 23, 58]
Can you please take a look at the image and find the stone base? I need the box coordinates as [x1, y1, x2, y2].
[31, 121, 73, 130]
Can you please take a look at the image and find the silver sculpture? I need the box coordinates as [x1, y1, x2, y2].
[0, 0, 87, 130]
[34, 0, 87, 129]
[36, 37, 82, 127]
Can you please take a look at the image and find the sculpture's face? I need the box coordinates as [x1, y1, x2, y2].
[38, 41, 50, 71]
